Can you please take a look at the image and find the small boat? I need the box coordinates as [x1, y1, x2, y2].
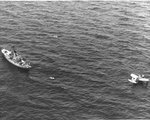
[1, 48, 31, 69]
[128, 73, 149, 87]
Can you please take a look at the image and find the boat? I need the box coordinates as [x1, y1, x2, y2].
[1, 48, 31, 69]
[128, 73, 149, 86]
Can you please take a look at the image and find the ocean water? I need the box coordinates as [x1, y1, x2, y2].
[0, 1, 150, 120]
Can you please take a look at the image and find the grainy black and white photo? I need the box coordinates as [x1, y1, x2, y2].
[0, 0, 150, 119]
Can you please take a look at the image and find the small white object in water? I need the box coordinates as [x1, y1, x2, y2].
[129, 73, 149, 83]
[51, 35, 58, 38]
[49, 77, 55, 79]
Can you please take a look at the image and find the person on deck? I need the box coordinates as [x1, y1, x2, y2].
[11, 46, 17, 58]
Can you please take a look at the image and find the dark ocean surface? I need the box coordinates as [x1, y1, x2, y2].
[0, 1, 150, 120]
